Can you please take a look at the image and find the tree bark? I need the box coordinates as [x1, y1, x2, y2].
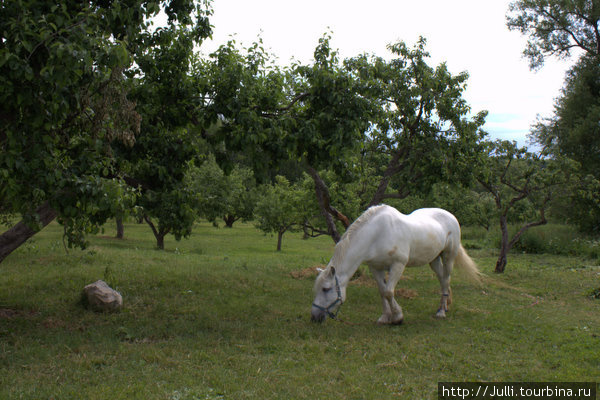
[0, 202, 58, 263]
[116, 217, 124, 239]
[495, 215, 510, 273]
[277, 229, 284, 251]
[495, 203, 548, 273]
[305, 166, 349, 243]
[223, 214, 237, 228]
[369, 149, 405, 207]
[156, 233, 165, 250]
[143, 214, 169, 250]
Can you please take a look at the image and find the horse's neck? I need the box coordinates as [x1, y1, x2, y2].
[331, 228, 370, 286]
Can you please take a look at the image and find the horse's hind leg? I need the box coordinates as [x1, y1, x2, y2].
[430, 255, 453, 318]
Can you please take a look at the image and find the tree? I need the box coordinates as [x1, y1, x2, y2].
[286, 36, 375, 241]
[507, 0, 600, 69]
[428, 183, 496, 231]
[187, 156, 257, 228]
[352, 38, 487, 208]
[115, 13, 212, 250]
[476, 140, 575, 273]
[0, 0, 196, 262]
[254, 176, 306, 251]
[200, 35, 371, 242]
[200, 39, 290, 180]
[534, 56, 600, 234]
[515, 0, 600, 232]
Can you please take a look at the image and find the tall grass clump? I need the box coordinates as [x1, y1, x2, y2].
[512, 224, 600, 259]
[462, 224, 600, 260]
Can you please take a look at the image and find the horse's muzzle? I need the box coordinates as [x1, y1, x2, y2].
[310, 307, 326, 323]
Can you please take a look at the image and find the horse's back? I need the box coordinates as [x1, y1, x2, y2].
[407, 208, 460, 232]
[385, 207, 461, 266]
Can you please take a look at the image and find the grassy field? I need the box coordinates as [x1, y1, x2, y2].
[1, 221, 599, 399]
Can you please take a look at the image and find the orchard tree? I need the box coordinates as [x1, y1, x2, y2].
[254, 176, 306, 251]
[201, 36, 371, 242]
[187, 156, 257, 228]
[200, 39, 290, 179]
[0, 0, 210, 262]
[113, 12, 213, 250]
[349, 38, 487, 208]
[476, 140, 575, 273]
[507, 0, 600, 69]
[530, 56, 600, 233]
[286, 36, 375, 241]
[509, 0, 600, 233]
[428, 183, 496, 231]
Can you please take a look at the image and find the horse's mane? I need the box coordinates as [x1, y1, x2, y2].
[329, 204, 388, 267]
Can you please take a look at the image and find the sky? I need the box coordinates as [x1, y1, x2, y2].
[199, 0, 577, 148]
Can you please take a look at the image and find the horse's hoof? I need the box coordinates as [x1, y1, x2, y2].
[391, 318, 404, 325]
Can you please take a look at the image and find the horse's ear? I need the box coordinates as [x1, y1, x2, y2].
[330, 266, 336, 277]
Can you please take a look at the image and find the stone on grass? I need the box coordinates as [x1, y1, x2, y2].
[83, 280, 122, 312]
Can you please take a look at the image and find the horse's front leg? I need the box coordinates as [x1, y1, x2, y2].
[384, 262, 406, 324]
[371, 262, 406, 325]
[370, 267, 393, 324]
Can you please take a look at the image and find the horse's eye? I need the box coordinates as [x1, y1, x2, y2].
[322, 287, 331, 293]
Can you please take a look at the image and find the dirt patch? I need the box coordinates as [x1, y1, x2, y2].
[0, 308, 18, 318]
[396, 287, 418, 299]
[43, 317, 66, 329]
[0, 308, 39, 319]
[290, 265, 324, 279]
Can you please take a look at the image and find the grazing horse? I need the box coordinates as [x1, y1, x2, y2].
[311, 205, 480, 324]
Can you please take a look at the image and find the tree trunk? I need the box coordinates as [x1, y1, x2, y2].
[143, 214, 169, 250]
[277, 229, 284, 251]
[305, 166, 348, 243]
[116, 217, 124, 239]
[156, 233, 165, 250]
[223, 214, 237, 228]
[495, 215, 510, 273]
[495, 248, 508, 273]
[495, 208, 547, 273]
[0, 202, 57, 263]
[369, 150, 403, 207]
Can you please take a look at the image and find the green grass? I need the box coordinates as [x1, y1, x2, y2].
[1, 222, 599, 399]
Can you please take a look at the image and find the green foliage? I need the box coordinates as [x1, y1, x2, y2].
[427, 183, 496, 230]
[507, 0, 600, 69]
[187, 156, 257, 227]
[531, 56, 600, 233]
[117, 12, 213, 249]
[0, 0, 210, 253]
[289, 35, 374, 172]
[347, 37, 488, 205]
[476, 140, 578, 271]
[201, 39, 290, 179]
[512, 224, 600, 259]
[254, 176, 307, 250]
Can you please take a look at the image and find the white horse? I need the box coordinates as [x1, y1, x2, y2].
[311, 205, 480, 324]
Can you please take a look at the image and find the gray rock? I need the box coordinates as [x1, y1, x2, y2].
[83, 280, 122, 312]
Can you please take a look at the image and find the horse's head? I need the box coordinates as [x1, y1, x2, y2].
[311, 266, 344, 323]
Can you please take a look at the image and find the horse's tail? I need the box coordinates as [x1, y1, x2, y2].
[455, 244, 482, 285]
